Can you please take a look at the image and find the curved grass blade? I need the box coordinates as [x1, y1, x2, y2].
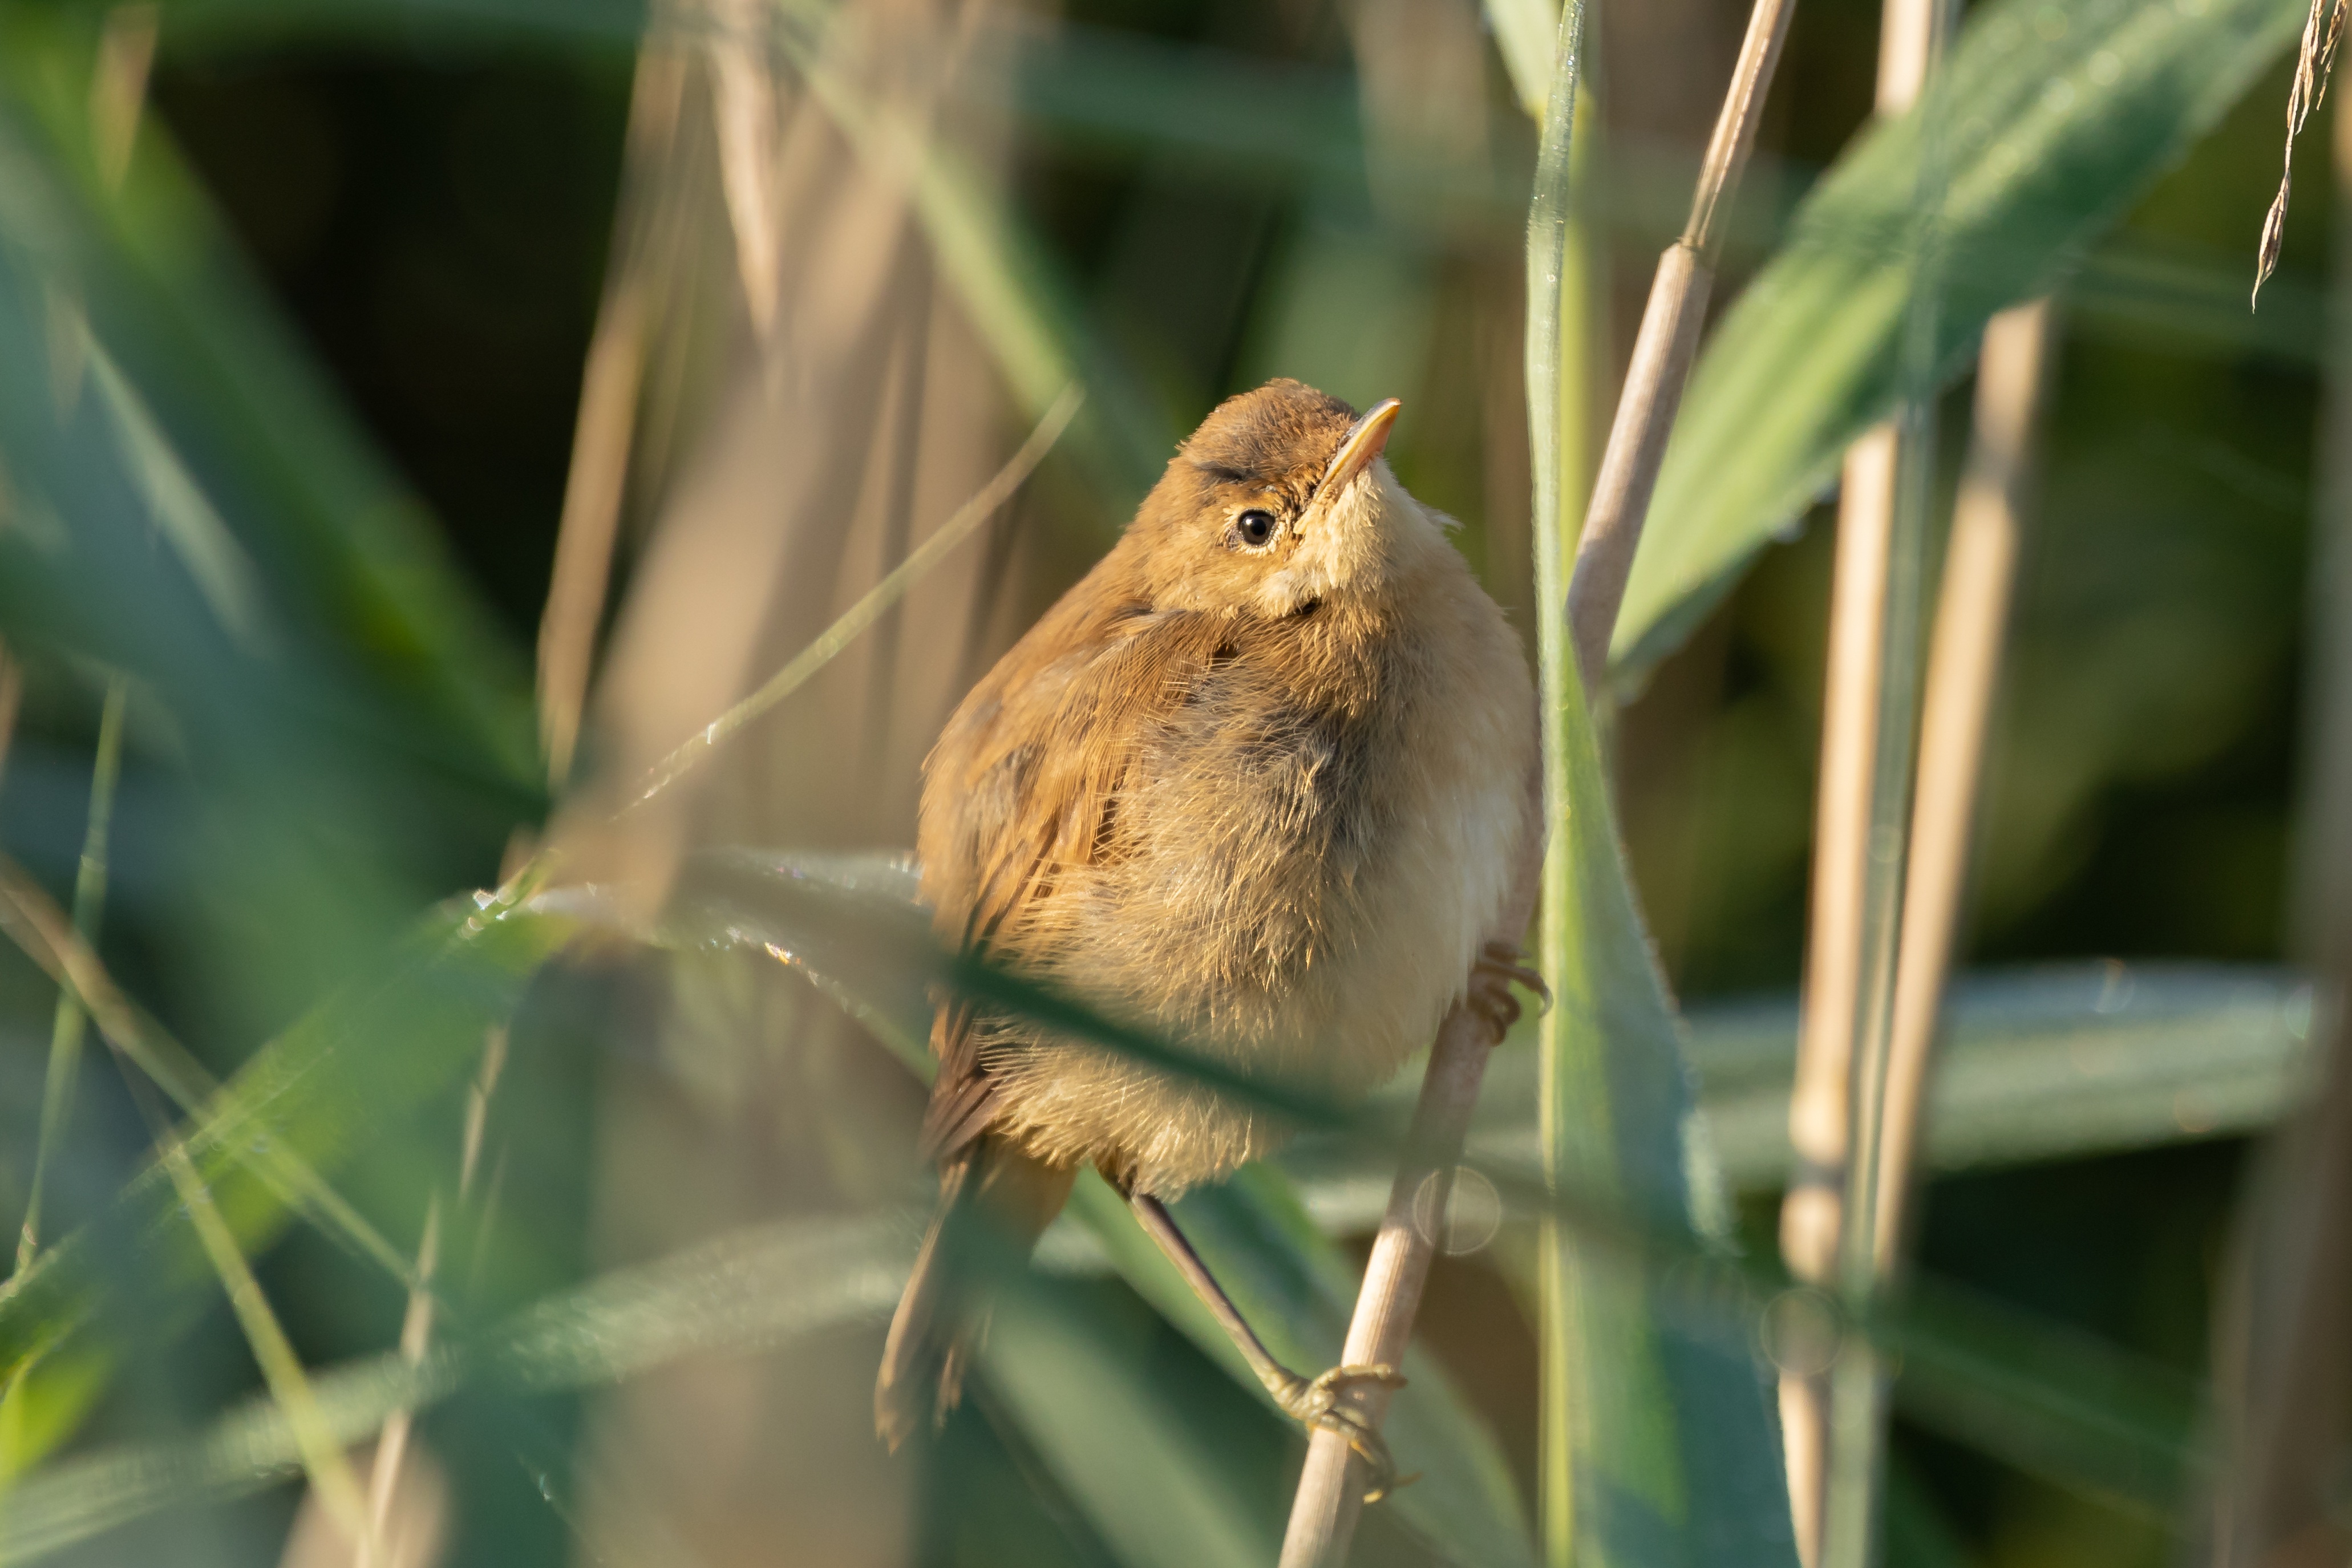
[1612, 0, 2309, 682]
[635, 849, 1539, 1566]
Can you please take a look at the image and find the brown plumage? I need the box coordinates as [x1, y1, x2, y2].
[877, 379, 1540, 1472]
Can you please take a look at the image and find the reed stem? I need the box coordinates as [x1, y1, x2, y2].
[537, 42, 686, 790]
[1275, 7, 1586, 1560]
[1869, 299, 2052, 1270]
[1784, 0, 1955, 1558]
[1564, 0, 1796, 687]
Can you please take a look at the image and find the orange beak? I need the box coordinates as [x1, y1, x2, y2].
[1320, 397, 1401, 497]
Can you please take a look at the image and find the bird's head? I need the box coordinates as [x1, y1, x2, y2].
[1125, 379, 1448, 617]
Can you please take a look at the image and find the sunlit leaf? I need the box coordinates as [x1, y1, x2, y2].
[1612, 0, 2308, 681]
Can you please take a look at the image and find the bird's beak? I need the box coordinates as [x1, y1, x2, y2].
[1319, 398, 1401, 497]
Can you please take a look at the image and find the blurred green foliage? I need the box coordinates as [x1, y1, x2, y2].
[0, 0, 2334, 1564]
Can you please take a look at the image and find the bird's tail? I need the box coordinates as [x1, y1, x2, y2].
[876, 1138, 1075, 1449]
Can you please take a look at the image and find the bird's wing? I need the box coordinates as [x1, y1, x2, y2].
[916, 602, 1225, 1162]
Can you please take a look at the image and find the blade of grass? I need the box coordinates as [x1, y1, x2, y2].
[1271, 964, 2317, 1221]
[1485, 0, 1562, 119]
[356, 1027, 507, 1568]
[14, 677, 127, 1272]
[1524, 0, 1803, 1559]
[0, 1102, 2217, 1562]
[142, 1091, 369, 1541]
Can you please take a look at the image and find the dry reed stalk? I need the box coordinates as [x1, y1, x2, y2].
[1563, 0, 1796, 687]
[1868, 299, 2051, 1269]
[2200, 76, 2352, 1568]
[1277, 790, 1543, 1568]
[1778, 1, 1949, 1557]
[1779, 420, 1898, 1564]
[537, 42, 687, 789]
[707, 0, 785, 341]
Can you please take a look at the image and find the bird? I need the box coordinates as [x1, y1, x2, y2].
[875, 377, 1542, 1491]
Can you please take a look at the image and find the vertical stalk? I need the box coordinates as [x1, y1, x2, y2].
[1274, 14, 1585, 1563]
[1869, 299, 2053, 1268]
[1782, 1, 1952, 1562]
[537, 40, 686, 790]
[2203, 66, 2352, 1568]
[1534, 73, 1602, 1568]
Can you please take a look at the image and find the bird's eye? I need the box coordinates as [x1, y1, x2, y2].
[1236, 509, 1276, 547]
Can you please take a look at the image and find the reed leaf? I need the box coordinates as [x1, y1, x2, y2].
[1612, 0, 2309, 682]
[1523, 1, 1795, 1558]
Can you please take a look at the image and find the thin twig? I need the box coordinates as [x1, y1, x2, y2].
[1281, 5, 1586, 1562]
[623, 384, 1082, 813]
[1277, 821, 1544, 1567]
[1869, 299, 2052, 1269]
[15, 678, 127, 1271]
[1563, 0, 1797, 687]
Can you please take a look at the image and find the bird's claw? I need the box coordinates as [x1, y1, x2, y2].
[1272, 1363, 1414, 1504]
[1470, 942, 1550, 1043]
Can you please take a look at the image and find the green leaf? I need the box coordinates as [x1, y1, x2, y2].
[1610, 0, 2308, 682]
[1280, 963, 2313, 1223]
[1524, 3, 1795, 1561]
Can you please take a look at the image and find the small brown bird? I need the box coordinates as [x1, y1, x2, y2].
[876, 378, 1541, 1483]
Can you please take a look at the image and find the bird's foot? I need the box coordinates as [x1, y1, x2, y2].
[1269, 1363, 1415, 1504]
[1470, 941, 1551, 1043]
